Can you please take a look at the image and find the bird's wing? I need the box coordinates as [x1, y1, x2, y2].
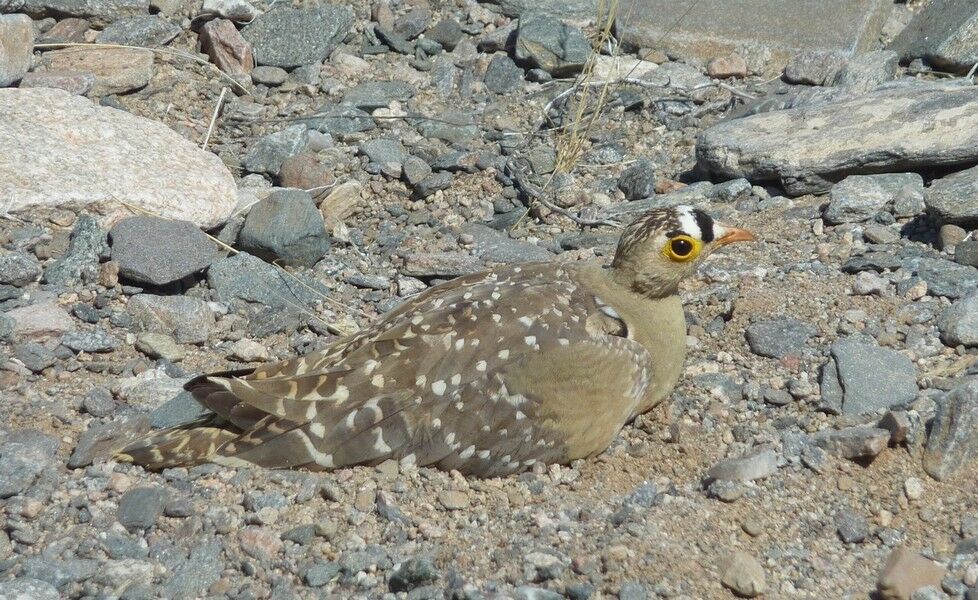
[123, 263, 653, 475]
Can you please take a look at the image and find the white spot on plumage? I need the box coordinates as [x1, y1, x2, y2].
[411, 315, 424, 325]
[309, 422, 326, 438]
[515, 411, 526, 420]
[455, 339, 464, 350]
[329, 385, 350, 402]
[558, 338, 570, 346]
[431, 380, 447, 395]
[445, 431, 455, 445]
[676, 204, 701, 238]
[463, 292, 473, 300]
[416, 375, 427, 387]
[344, 409, 358, 428]
[524, 336, 536, 346]
[477, 450, 490, 459]
[372, 429, 392, 453]
[305, 403, 318, 420]
[371, 374, 385, 388]
[600, 305, 622, 319]
[432, 418, 442, 429]
[450, 373, 461, 386]
[491, 291, 501, 300]
[476, 360, 487, 372]
[518, 316, 534, 327]
[459, 445, 475, 459]
[498, 349, 509, 359]
[455, 401, 465, 411]
[492, 314, 502, 323]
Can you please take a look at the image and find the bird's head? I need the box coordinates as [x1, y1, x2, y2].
[610, 204, 755, 298]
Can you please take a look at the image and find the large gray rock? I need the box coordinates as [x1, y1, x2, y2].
[823, 173, 924, 224]
[0, 89, 237, 229]
[889, 0, 978, 74]
[925, 164, 978, 226]
[207, 251, 324, 311]
[95, 15, 181, 47]
[904, 256, 978, 299]
[924, 381, 978, 481]
[462, 224, 553, 264]
[126, 294, 214, 344]
[241, 124, 308, 176]
[242, 4, 353, 68]
[937, 293, 978, 347]
[826, 337, 918, 415]
[514, 13, 590, 76]
[0, 14, 33, 87]
[0, 251, 41, 287]
[479, 0, 597, 19]
[616, 0, 891, 74]
[43, 214, 106, 288]
[238, 189, 330, 267]
[0, 430, 59, 499]
[696, 83, 978, 196]
[16, 0, 148, 26]
[110, 217, 222, 286]
[744, 318, 816, 358]
[33, 47, 154, 96]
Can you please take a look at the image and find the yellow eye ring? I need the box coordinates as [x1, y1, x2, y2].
[663, 235, 702, 262]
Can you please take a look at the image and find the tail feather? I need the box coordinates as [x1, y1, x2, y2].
[115, 416, 240, 470]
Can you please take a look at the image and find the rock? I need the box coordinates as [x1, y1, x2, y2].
[239, 526, 282, 561]
[889, 0, 978, 74]
[37, 17, 90, 44]
[0, 579, 60, 600]
[359, 138, 407, 178]
[925, 164, 978, 227]
[942, 224, 970, 251]
[878, 410, 911, 444]
[836, 509, 869, 543]
[44, 215, 107, 289]
[705, 449, 778, 483]
[95, 15, 180, 46]
[242, 124, 309, 176]
[14, 341, 56, 373]
[17, 71, 96, 95]
[437, 490, 470, 510]
[426, 18, 463, 50]
[33, 46, 153, 96]
[110, 217, 221, 286]
[402, 252, 482, 278]
[135, 332, 186, 362]
[812, 426, 890, 459]
[877, 547, 947, 600]
[17, 0, 147, 26]
[117, 486, 166, 531]
[697, 84, 978, 196]
[616, 0, 890, 74]
[343, 80, 415, 111]
[514, 13, 590, 76]
[852, 271, 888, 295]
[923, 381, 978, 481]
[905, 256, 978, 299]
[393, 6, 430, 40]
[4, 302, 75, 339]
[61, 328, 119, 353]
[720, 551, 766, 597]
[824, 173, 924, 224]
[319, 180, 362, 227]
[0, 89, 236, 228]
[389, 557, 439, 593]
[68, 414, 151, 468]
[617, 159, 657, 201]
[707, 53, 747, 79]
[149, 391, 207, 428]
[229, 338, 268, 362]
[199, 18, 254, 77]
[744, 318, 815, 358]
[938, 293, 978, 347]
[238, 189, 330, 267]
[956, 241, 978, 268]
[462, 224, 553, 263]
[828, 337, 917, 414]
[0, 251, 41, 287]
[303, 561, 341, 587]
[279, 152, 334, 192]
[242, 4, 353, 68]
[833, 50, 899, 94]
[200, 0, 258, 22]
[81, 387, 116, 417]
[783, 50, 847, 85]
[126, 294, 214, 344]
[484, 54, 524, 94]
[413, 110, 480, 146]
[0, 430, 59, 499]
[300, 104, 374, 135]
[0, 14, 33, 87]
[251, 65, 286, 86]
[412, 172, 454, 199]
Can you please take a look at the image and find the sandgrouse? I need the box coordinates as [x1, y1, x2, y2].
[119, 205, 754, 477]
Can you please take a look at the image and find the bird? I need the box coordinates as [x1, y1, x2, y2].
[117, 204, 754, 477]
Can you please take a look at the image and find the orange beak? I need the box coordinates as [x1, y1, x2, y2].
[714, 225, 756, 247]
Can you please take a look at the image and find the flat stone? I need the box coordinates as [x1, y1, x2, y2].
[14, 341, 56, 373]
[242, 4, 353, 68]
[135, 332, 186, 362]
[616, 0, 890, 74]
[462, 224, 552, 264]
[0, 251, 41, 287]
[0, 14, 33, 87]
[783, 50, 847, 86]
[0, 579, 59, 600]
[904, 256, 978, 299]
[437, 490, 470, 510]
[149, 391, 207, 428]
[707, 53, 748, 79]
[830, 337, 917, 415]
[877, 547, 947, 600]
[426, 18, 463, 50]
[836, 509, 869, 543]
[514, 13, 590, 76]
[824, 173, 924, 224]
[301, 104, 374, 135]
[342, 80, 415, 111]
[812, 426, 890, 459]
[95, 15, 180, 47]
[697, 83, 978, 196]
[359, 138, 407, 178]
[319, 180, 362, 228]
[478, 0, 597, 19]
[68, 414, 151, 469]
[279, 152, 334, 192]
[34, 47, 154, 96]
[200, 0, 259, 22]
[705, 449, 778, 483]
[5, 302, 75, 340]
[18, 71, 96, 95]
[18, 0, 148, 26]
[126, 294, 214, 344]
[412, 172, 454, 199]
[0, 89, 236, 229]
[617, 159, 657, 201]
[833, 50, 899, 95]
[925, 164, 978, 227]
[484, 54, 524, 94]
[199, 18, 254, 77]
[720, 551, 766, 597]
[242, 124, 309, 176]
[0, 430, 59, 499]
[117, 486, 166, 531]
[251, 65, 286, 86]
[923, 381, 978, 481]
[889, 0, 978, 74]
[401, 252, 482, 278]
[38, 17, 90, 44]
[744, 318, 815, 358]
[938, 293, 978, 347]
[61, 328, 119, 353]
[955, 241, 978, 268]
[394, 6, 431, 40]
[238, 189, 330, 267]
[110, 216, 222, 286]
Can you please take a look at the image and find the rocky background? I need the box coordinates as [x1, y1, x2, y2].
[1, 0, 978, 598]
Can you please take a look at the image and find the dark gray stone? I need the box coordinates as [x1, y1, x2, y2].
[343, 80, 415, 110]
[359, 138, 407, 178]
[924, 381, 978, 481]
[783, 50, 847, 85]
[907, 256, 978, 299]
[20, 558, 97, 591]
[514, 13, 590, 76]
[697, 84, 978, 196]
[824, 173, 924, 224]
[126, 294, 214, 344]
[13, 341, 56, 372]
[0, 578, 59, 600]
[617, 159, 657, 201]
[68, 414, 151, 469]
[394, 6, 431, 40]
[82, 387, 117, 417]
[61, 328, 119, 353]
[938, 293, 978, 347]
[242, 4, 353, 68]
[149, 391, 208, 428]
[44, 214, 107, 287]
[462, 223, 553, 263]
[836, 509, 869, 543]
[110, 216, 221, 286]
[889, 0, 978, 73]
[829, 337, 917, 414]
[18, 0, 148, 25]
[956, 241, 978, 268]
[426, 18, 463, 50]
[0, 430, 59, 498]
[375, 26, 413, 54]
[926, 164, 978, 227]
[304, 561, 341, 587]
[479, 0, 597, 18]
[95, 15, 180, 46]
[412, 172, 454, 199]
[619, 581, 648, 600]
[301, 105, 375, 135]
[484, 54, 524, 94]
[251, 65, 287, 86]
[414, 110, 480, 146]
[207, 251, 325, 312]
[818, 360, 845, 415]
[162, 542, 222, 598]
[242, 124, 309, 176]
[389, 557, 439, 592]
[832, 50, 899, 94]
[238, 189, 331, 267]
[0, 251, 41, 287]
[117, 485, 166, 531]
[744, 318, 816, 358]
[812, 426, 890, 459]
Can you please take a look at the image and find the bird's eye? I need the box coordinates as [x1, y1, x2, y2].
[664, 235, 701, 262]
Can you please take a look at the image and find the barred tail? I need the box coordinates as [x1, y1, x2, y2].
[115, 417, 240, 470]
